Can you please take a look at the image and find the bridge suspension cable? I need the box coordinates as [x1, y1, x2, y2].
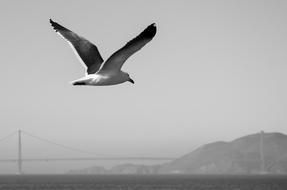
[0, 131, 17, 144]
[0, 130, 176, 174]
[21, 130, 97, 156]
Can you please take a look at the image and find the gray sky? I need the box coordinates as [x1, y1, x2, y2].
[1, 0, 287, 173]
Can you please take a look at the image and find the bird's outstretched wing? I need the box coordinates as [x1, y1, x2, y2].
[100, 23, 156, 73]
[49, 19, 104, 74]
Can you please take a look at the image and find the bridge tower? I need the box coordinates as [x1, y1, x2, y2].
[18, 130, 22, 175]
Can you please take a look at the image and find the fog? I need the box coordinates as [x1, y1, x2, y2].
[1, 0, 287, 173]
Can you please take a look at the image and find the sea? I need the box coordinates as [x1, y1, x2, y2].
[0, 175, 286, 190]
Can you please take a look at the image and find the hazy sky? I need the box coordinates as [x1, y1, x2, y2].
[1, 0, 287, 173]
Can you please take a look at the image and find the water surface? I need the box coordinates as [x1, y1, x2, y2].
[0, 175, 286, 190]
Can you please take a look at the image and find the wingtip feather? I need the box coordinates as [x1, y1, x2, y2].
[49, 19, 68, 32]
[144, 23, 157, 39]
[49, 18, 56, 27]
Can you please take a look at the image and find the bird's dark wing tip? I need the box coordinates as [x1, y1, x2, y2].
[49, 19, 68, 32]
[143, 23, 157, 39]
[49, 18, 55, 27]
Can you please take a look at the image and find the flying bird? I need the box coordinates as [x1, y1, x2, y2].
[49, 19, 156, 86]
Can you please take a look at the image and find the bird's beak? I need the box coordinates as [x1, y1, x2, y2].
[128, 78, 135, 84]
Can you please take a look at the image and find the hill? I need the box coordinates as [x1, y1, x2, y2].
[159, 132, 287, 174]
[67, 132, 287, 174]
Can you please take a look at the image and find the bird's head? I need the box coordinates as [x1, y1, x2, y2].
[123, 72, 134, 84]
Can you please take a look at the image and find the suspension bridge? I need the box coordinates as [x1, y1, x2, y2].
[0, 130, 175, 174]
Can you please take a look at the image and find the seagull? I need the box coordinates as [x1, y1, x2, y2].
[49, 19, 156, 86]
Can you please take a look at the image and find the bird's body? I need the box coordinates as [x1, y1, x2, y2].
[49, 19, 156, 86]
[71, 71, 130, 86]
